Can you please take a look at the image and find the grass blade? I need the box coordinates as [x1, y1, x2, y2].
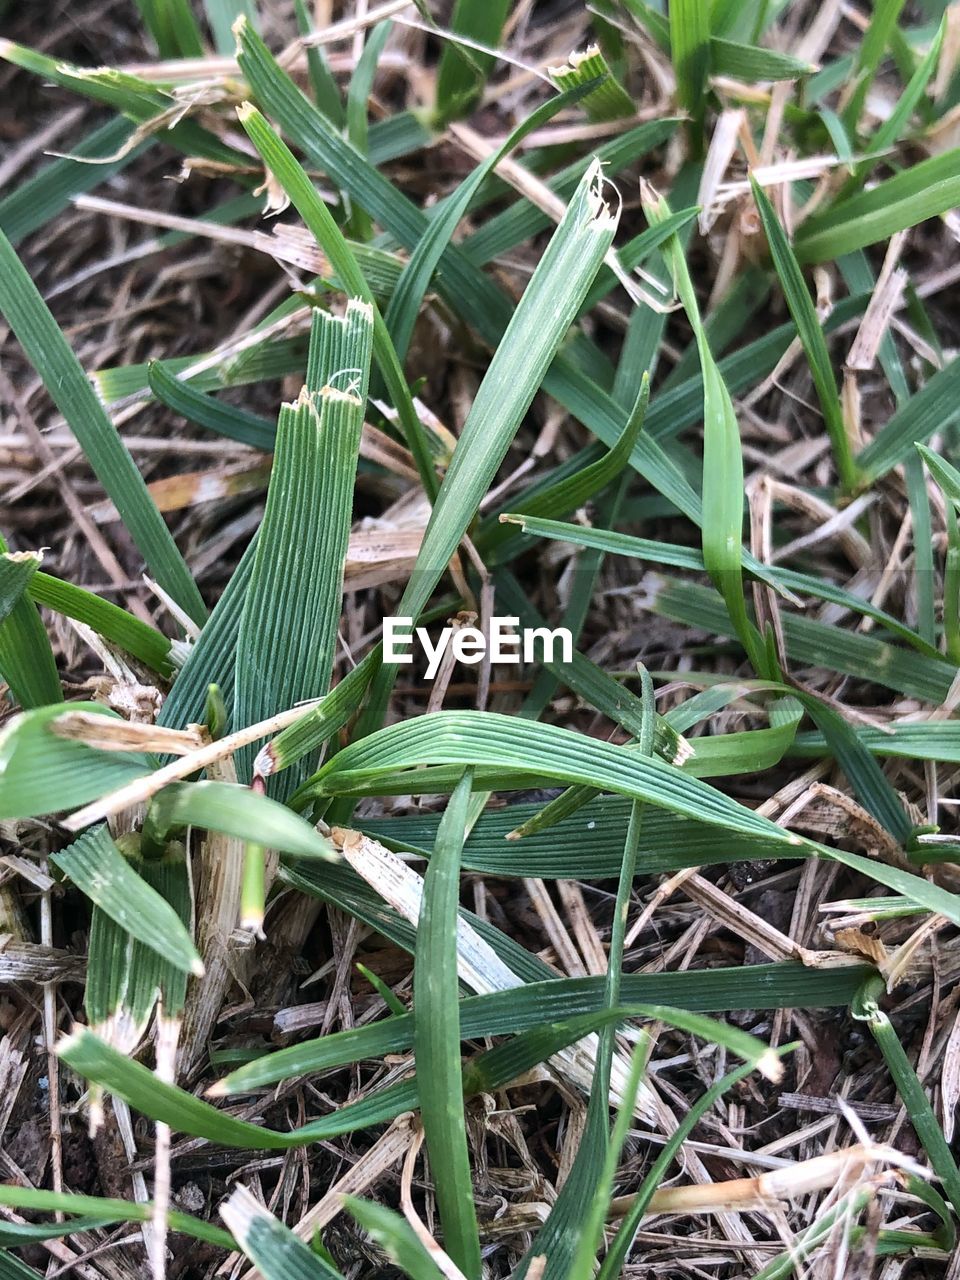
[751, 175, 858, 490]
[0, 230, 206, 627]
[233, 301, 374, 795]
[51, 826, 202, 977]
[414, 770, 481, 1278]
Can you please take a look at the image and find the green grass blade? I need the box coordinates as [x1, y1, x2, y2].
[547, 45, 635, 120]
[709, 37, 815, 81]
[0, 230, 206, 627]
[434, 0, 511, 121]
[220, 1187, 343, 1280]
[342, 1199, 445, 1280]
[144, 781, 337, 860]
[28, 571, 174, 676]
[385, 84, 591, 364]
[855, 977, 960, 1217]
[148, 361, 276, 451]
[396, 163, 618, 625]
[414, 770, 481, 1279]
[855, 357, 960, 482]
[0, 117, 144, 245]
[236, 95, 438, 498]
[51, 826, 201, 976]
[233, 302, 373, 794]
[134, 0, 205, 57]
[669, 0, 711, 145]
[0, 1186, 232, 1249]
[751, 175, 858, 490]
[0, 547, 60, 709]
[841, 0, 908, 133]
[796, 149, 960, 263]
[643, 184, 767, 673]
[0, 703, 152, 821]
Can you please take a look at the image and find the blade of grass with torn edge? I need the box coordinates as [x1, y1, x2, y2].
[236, 100, 438, 498]
[233, 299, 374, 796]
[0, 231, 206, 628]
[414, 769, 481, 1279]
[232, 21, 703, 523]
[751, 175, 858, 491]
[50, 826, 202, 977]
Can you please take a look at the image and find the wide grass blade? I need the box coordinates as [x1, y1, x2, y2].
[233, 302, 374, 794]
[220, 1185, 343, 1280]
[51, 826, 202, 976]
[434, 0, 511, 120]
[0, 546, 61, 709]
[0, 703, 152, 821]
[144, 781, 337, 860]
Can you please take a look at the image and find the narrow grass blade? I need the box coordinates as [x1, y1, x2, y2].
[148, 361, 276, 451]
[212, 960, 865, 1096]
[841, 0, 908, 133]
[642, 184, 767, 673]
[385, 84, 591, 364]
[309, 710, 960, 919]
[0, 230, 206, 626]
[236, 95, 438, 498]
[751, 176, 858, 490]
[51, 826, 202, 976]
[28, 571, 174, 676]
[255, 646, 381, 779]
[855, 976, 960, 1217]
[414, 770, 481, 1279]
[342, 1199, 445, 1280]
[0, 1186, 232, 1248]
[0, 547, 60, 709]
[796, 150, 960, 263]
